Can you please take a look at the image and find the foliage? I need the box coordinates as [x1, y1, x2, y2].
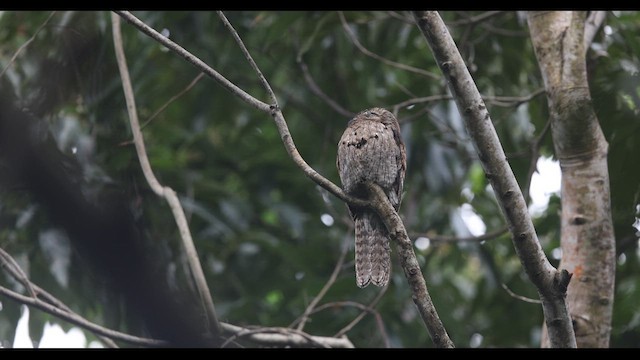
[0, 10, 638, 348]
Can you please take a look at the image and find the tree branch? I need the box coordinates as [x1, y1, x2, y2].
[219, 323, 354, 348]
[0, 11, 57, 79]
[332, 289, 387, 342]
[412, 11, 575, 348]
[338, 11, 440, 80]
[365, 182, 454, 348]
[114, 11, 271, 113]
[315, 300, 390, 348]
[0, 284, 166, 347]
[411, 226, 509, 244]
[111, 13, 221, 337]
[116, 11, 367, 209]
[290, 232, 351, 331]
[584, 11, 607, 52]
[296, 54, 355, 118]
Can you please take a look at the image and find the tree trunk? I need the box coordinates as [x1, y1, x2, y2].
[527, 11, 616, 348]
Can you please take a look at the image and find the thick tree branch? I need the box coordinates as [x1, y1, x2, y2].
[584, 11, 607, 52]
[111, 13, 221, 337]
[412, 11, 576, 348]
[365, 182, 454, 348]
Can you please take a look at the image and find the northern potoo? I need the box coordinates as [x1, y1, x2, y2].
[336, 108, 406, 288]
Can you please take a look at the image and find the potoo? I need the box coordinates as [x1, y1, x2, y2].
[336, 108, 406, 288]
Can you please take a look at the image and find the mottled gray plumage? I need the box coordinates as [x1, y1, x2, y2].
[336, 108, 406, 288]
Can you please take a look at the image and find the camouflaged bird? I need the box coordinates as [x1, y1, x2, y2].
[336, 108, 406, 288]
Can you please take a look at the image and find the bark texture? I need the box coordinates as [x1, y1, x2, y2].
[413, 11, 577, 347]
[527, 11, 615, 348]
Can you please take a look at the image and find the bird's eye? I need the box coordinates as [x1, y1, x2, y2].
[369, 111, 379, 117]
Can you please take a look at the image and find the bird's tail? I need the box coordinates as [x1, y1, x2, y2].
[354, 212, 391, 288]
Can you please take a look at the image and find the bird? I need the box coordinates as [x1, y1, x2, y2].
[336, 108, 406, 288]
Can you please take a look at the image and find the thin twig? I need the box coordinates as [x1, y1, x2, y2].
[501, 283, 542, 304]
[111, 13, 221, 337]
[141, 72, 205, 130]
[447, 11, 504, 26]
[338, 11, 440, 80]
[291, 233, 350, 331]
[313, 299, 390, 348]
[333, 288, 388, 341]
[296, 55, 354, 118]
[216, 11, 276, 105]
[390, 94, 453, 114]
[484, 88, 546, 107]
[412, 226, 509, 244]
[385, 11, 414, 25]
[0, 11, 57, 79]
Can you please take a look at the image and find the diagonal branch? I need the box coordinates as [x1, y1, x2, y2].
[290, 231, 351, 331]
[116, 11, 367, 209]
[0, 283, 165, 347]
[365, 182, 454, 348]
[412, 11, 575, 348]
[111, 13, 221, 337]
[338, 11, 440, 80]
[0, 11, 57, 79]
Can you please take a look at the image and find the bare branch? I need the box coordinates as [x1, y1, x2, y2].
[291, 232, 351, 331]
[390, 94, 453, 114]
[385, 11, 414, 25]
[111, 13, 221, 337]
[213, 12, 368, 208]
[216, 11, 277, 106]
[446, 11, 504, 26]
[338, 11, 440, 80]
[0, 11, 57, 79]
[0, 284, 166, 347]
[114, 11, 271, 113]
[501, 283, 542, 304]
[584, 11, 607, 51]
[141, 72, 205, 130]
[314, 300, 389, 348]
[116, 11, 367, 208]
[484, 88, 546, 107]
[365, 182, 454, 348]
[332, 288, 388, 343]
[296, 55, 355, 118]
[220, 323, 354, 348]
[412, 226, 509, 244]
[0, 247, 37, 298]
[413, 10, 575, 348]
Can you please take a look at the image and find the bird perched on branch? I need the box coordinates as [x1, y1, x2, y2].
[337, 108, 406, 288]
